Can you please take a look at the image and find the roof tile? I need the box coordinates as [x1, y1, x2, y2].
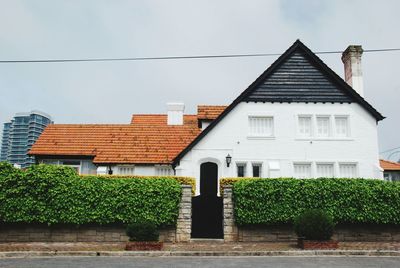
[197, 105, 227, 120]
[29, 115, 201, 164]
[380, 159, 400, 171]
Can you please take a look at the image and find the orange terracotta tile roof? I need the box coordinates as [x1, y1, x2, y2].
[197, 105, 227, 120]
[29, 115, 201, 164]
[380, 159, 400, 171]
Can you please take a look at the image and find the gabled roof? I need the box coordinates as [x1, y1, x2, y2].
[173, 40, 384, 165]
[380, 159, 400, 171]
[29, 116, 200, 164]
[244, 51, 353, 103]
[197, 105, 227, 120]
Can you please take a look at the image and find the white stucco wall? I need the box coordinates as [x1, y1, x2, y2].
[112, 165, 173, 176]
[129, 165, 156, 176]
[175, 102, 382, 195]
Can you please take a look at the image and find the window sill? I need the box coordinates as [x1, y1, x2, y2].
[247, 136, 276, 140]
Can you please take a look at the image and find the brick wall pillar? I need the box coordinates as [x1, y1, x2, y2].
[175, 185, 192, 242]
[223, 186, 239, 242]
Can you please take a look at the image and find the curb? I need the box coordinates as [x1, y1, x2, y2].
[1, 250, 400, 258]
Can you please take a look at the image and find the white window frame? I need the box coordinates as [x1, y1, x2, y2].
[334, 115, 351, 138]
[251, 162, 263, 178]
[338, 162, 358, 178]
[117, 165, 135, 175]
[315, 115, 332, 138]
[295, 113, 351, 140]
[248, 114, 274, 138]
[236, 162, 247, 177]
[156, 165, 174, 176]
[293, 162, 312, 179]
[297, 115, 313, 138]
[316, 162, 335, 178]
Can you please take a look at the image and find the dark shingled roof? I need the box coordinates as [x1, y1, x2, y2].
[245, 51, 354, 103]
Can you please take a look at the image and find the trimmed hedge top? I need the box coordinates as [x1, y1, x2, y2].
[81, 175, 195, 195]
[0, 163, 192, 226]
[232, 177, 400, 226]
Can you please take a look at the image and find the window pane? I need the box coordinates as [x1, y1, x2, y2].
[316, 116, 330, 137]
[157, 166, 173, 176]
[119, 166, 135, 175]
[339, 164, 357, 178]
[252, 164, 261, 177]
[335, 117, 349, 137]
[249, 117, 273, 136]
[294, 164, 311, 178]
[237, 163, 246, 177]
[384, 173, 390, 181]
[298, 116, 312, 137]
[316, 164, 334, 177]
[392, 173, 400, 182]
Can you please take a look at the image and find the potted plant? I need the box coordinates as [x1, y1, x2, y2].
[125, 221, 163, 250]
[294, 209, 338, 250]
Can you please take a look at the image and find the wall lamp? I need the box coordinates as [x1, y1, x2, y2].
[108, 166, 113, 175]
[226, 154, 232, 167]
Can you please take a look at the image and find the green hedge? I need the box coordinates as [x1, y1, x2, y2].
[232, 178, 400, 226]
[0, 163, 184, 226]
[81, 175, 195, 195]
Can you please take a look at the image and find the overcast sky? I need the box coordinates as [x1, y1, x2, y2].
[0, 0, 399, 159]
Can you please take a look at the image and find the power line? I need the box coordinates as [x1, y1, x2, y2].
[0, 48, 399, 63]
[380, 146, 400, 154]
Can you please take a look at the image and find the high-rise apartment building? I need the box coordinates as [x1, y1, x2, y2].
[0, 111, 52, 168]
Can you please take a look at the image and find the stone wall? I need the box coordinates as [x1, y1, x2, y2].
[223, 185, 400, 242]
[0, 185, 192, 243]
[223, 186, 238, 242]
[175, 185, 192, 242]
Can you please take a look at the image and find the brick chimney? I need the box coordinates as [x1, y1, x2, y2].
[341, 45, 364, 96]
[167, 103, 185, 125]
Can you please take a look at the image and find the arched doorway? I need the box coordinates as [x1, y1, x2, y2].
[191, 162, 223, 238]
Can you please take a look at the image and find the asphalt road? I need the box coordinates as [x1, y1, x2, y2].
[0, 256, 399, 268]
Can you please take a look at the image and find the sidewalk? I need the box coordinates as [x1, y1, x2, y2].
[1, 241, 400, 253]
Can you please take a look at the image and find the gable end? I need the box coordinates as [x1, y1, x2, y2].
[173, 40, 384, 165]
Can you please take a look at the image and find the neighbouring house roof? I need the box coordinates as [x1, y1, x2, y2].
[197, 105, 228, 120]
[380, 159, 400, 171]
[172, 40, 384, 165]
[29, 115, 201, 164]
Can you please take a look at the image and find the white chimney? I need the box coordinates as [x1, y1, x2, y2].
[341, 45, 364, 96]
[167, 103, 185, 125]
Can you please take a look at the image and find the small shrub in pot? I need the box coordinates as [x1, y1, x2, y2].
[125, 221, 162, 250]
[294, 209, 337, 249]
[294, 209, 334, 240]
[126, 221, 159, 242]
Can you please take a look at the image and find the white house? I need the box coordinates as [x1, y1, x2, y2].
[173, 41, 384, 195]
[29, 40, 384, 197]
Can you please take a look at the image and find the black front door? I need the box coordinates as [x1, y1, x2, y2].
[191, 162, 223, 238]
